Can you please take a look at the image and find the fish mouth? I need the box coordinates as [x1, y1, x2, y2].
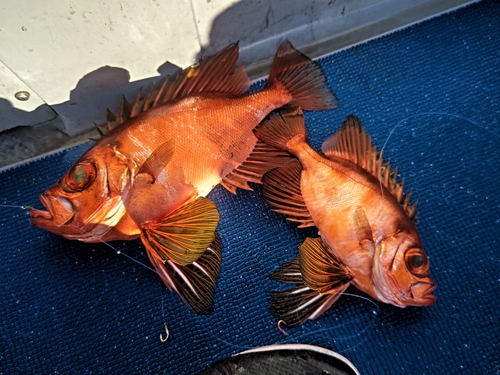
[410, 282, 436, 306]
[30, 194, 75, 227]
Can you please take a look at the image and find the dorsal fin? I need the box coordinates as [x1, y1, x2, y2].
[97, 43, 250, 135]
[322, 115, 417, 220]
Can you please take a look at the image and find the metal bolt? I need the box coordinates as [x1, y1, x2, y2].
[15, 91, 30, 101]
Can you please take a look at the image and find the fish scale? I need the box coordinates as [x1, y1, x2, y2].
[30, 40, 337, 315]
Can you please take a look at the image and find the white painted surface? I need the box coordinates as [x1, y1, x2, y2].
[0, 61, 56, 131]
[0, 0, 477, 136]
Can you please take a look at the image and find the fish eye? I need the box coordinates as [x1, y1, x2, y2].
[64, 162, 96, 192]
[405, 248, 429, 275]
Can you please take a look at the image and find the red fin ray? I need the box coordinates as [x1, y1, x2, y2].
[321, 115, 418, 220]
[262, 159, 315, 228]
[140, 197, 220, 266]
[221, 140, 292, 194]
[96, 43, 250, 137]
[147, 234, 222, 315]
[268, 40, 337, 111]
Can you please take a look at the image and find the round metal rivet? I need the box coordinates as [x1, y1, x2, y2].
[15, 91, 30, 101]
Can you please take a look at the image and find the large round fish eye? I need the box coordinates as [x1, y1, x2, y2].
[404, 248, 429, 275]
[64, 162, 97, 192]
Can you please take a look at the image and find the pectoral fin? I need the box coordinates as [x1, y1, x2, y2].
[147, 234, 222, 315]
[353, 206, 373, 243]
[299, 237, 352, 294]
[141, 197, 220, 266]
[268, 237, 352, 327]
[137, 139, 175, 180]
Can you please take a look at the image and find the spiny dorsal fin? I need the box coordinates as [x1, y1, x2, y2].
[322, 115, 418, 220]
[147, 234, 222, 315]
[262, 159, 315, 228]
[95, 43, 250, 137]
[141, 197, 220, 266]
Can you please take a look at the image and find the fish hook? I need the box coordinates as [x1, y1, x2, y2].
[277, 320, 289, 336]
[160, 323, 170, 342]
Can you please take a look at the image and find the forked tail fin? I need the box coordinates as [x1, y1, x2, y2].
[268, 40, 337, 111]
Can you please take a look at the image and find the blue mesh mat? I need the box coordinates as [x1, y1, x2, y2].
[1, 1, 499, 373]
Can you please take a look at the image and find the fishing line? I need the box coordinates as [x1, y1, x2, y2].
[101, 241, 157, 274]
[278, 292, 379, 345]
[0, 198, 37, 211]
[374, 111, 490, 222]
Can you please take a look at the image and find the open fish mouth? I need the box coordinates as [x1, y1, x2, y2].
[410, 282, 436, 306]
[30, 194, 75, 227]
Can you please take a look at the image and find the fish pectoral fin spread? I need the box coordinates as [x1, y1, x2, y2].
[268, 237, 352, 327]
[221, 139, 292, 193]
[299, 237, 352, 293]
[268, 284, 349, 328]
[262, 159, 314, 228]
[141, 197, 220, 266]
[147, 234, 222, 315]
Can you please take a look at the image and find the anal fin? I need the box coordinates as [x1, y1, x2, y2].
[262, 159, 314, 228]
[140, 197, 220, 266]
[147, 234, 222, 315]
[221, 139, 292, 194]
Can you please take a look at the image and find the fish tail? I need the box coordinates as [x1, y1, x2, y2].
[268, 40, 337, 111]
[258, 107, 307, 152]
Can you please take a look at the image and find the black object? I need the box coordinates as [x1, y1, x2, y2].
[197, 344, 359, 375]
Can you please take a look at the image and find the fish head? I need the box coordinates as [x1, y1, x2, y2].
[30, 145, 134, 241]
[372, 232, 436, 307]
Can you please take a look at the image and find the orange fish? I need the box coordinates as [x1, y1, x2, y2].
[259, 108, 436, 327]
[30, 41, 336, 314]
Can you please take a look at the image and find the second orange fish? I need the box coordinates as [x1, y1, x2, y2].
[260, 108, 436, 327]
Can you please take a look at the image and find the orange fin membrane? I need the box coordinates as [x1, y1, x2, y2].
[262, 159, 314, 228]
[96, 43, 250, 136]
[268, 40, 337, 111]
[258, 107, 307, 152]
[137, 139, 175, 178]
[221, 139, 292, 194]
[140, 197, 220, 266]
[147, 234, 222, 315]
[321, 115, 418, 220]
[268, 237, 352, 327]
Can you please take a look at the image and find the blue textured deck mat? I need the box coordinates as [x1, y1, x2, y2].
[1, 1, 499, 374]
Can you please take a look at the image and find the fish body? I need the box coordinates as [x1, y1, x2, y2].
[260, 108, 435, 326]
[30, 41, 336, 314]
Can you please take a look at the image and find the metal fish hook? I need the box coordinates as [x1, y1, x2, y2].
[277, 320, 289, 336]
[160, 323, 170, 342]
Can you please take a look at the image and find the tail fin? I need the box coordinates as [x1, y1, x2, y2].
[258, 107, 307, 151]
[268, 40, 337, 111]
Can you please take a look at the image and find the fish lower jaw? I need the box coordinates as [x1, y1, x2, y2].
[29, 209, 52, 220]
